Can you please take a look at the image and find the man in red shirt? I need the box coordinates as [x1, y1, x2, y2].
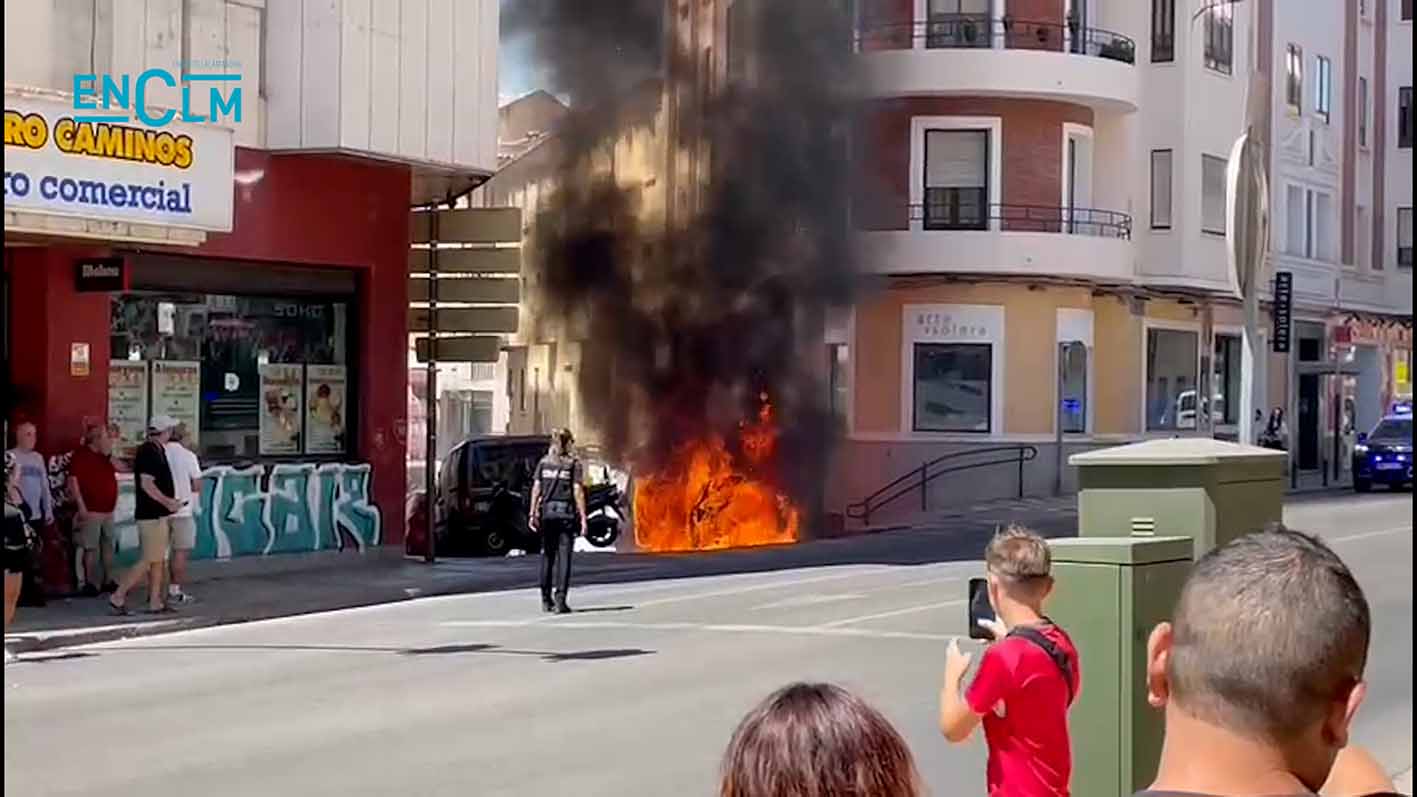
[67, 423, 119, 596]
[939, 525, 1080, 796]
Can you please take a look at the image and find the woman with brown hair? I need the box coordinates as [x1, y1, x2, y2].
[721, 682, 924, 797]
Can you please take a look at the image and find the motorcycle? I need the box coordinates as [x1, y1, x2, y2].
[583, 482, 626, 548]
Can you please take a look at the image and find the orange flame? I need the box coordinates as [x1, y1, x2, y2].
[633, 396, 801, 552]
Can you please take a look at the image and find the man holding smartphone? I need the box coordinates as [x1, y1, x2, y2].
[939, 525, 1080, 796]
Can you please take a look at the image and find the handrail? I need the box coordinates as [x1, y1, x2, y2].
[856, 15, 1137, 64]
[845, 445, 1039, 526]
[856, 202, 1133, 239]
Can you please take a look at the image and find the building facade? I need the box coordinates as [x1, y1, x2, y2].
[3, 0, 499, 570]
[836, 0, 1413, 521]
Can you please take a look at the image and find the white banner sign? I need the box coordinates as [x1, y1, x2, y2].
[151, 361, 201, 444]
[259, 364, 304, 455]
[305, 365, 347, 455]
[2, 93, 234, 231]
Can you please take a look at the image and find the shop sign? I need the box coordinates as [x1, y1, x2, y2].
[108, 361, 149, 456]
[2, 92, 234, 232]
[1271, 272, 1293, 354]
[74, 257, 127, 292]
[906, 304, 1003, 343]
[69, 343, 91, 377]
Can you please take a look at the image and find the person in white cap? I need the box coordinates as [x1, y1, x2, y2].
[109, 416, 183, 614]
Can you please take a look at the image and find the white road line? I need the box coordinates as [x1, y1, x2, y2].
[630, 566, 901, 608]
[1329, 526, 1412, 544]
[819, 599, 966, 628]
[440, 618, 954, 642]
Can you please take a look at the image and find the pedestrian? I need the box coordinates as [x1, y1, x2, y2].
[164, 422, 203, 604]
[940, 524, 1080, 797]
[1137, 524, 1398, 797]
[7, 421, 52, 606]
[720, 682, 923, 797]
[108, 416, 183, 615]
[5, 451, 40, 664]
[528, 428, 587, 614]
[67, 422, 119, 596]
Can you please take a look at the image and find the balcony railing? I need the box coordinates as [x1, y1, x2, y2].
[856, 201, 1133, 239]
[856, 15, 1137, 65]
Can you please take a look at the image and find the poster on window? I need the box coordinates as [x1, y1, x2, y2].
[107, 361, 149, 456]
[305, 365, 347, 454]
[151, 361, 201, 444]
[259, 364, 304, 455]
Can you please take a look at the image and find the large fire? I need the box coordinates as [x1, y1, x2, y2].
[633, 396, 801, 552]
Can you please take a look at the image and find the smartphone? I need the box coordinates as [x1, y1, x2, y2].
[968, 577, 995, 641]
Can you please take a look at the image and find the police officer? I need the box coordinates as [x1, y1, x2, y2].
[529, 428, 587, 614]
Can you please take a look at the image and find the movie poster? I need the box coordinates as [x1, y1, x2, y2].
[305, 365, 347, 454]
[259, 364, 304, 455]
[151, 361, 201, 444]
[107, 361, 149, 457]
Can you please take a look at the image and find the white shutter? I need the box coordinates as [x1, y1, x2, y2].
[925, 130, 988, 188]
[1201, 155, 1227, 233]
[1150, 150, 1172, 228]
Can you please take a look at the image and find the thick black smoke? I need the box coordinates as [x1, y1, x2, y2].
[506, 0, 857, 524]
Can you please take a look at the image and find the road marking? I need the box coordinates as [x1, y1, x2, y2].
[1329, 526, 1412, 544]
[631, 566, 904, 608]
[440, 618, 954, 642]
[819, 599, 966, 628]
[754, 594, 866, 610]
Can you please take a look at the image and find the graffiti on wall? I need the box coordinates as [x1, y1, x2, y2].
[111, 462, 381, 567]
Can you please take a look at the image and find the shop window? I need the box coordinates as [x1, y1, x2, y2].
[1214, 334, 1241, 426]
[913, 343, 992, 432]
[923, 129, 989, 230]
[1146, 328, 1199, 431]
[1059, 343, 1087, 434]
[109, 292, 352, 460]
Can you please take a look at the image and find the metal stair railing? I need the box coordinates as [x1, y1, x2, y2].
[845, 445, 1039, 526]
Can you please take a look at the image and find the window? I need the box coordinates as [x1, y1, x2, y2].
[925, 0, 991, 50]
[923, 129, 989, 230]
[1359, 77, 1369, 147]
[1285, 44, 1304, 114]
[1146, 328, 1199, 431]
[1315, 55, 1332, 122]
[1152, 0, 1175, 62]
[1314, 192, 1334, 261]
[1286, 185, 1306, 255]
[828, 344, 849, 421]
[1400, 207, 1414, 269]
[1059, 343, 1087, 434]
[1201, 154, 1227, 235]
[1400, 87, 1413, 149]
[1405, 0, 1413, 21]
[913, 343, 992, 432]
[110, 292, 352, 460]
[1356, 205, 1370, 269]
[1213, 335, 1241, 426]
[1150, 149, 1173, 229]
[1203, 1, 1233, 74]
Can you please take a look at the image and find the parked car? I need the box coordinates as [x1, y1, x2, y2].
[433, 435, 628, 556]
[1352, 411, 1413, 493]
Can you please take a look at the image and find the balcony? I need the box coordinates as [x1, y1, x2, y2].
[854, 202, 1136, 282]
[855, 15, 1140, 112]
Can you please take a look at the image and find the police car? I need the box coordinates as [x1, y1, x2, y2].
[1352, 403, 1413, 493]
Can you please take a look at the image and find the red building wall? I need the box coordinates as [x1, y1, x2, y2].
[5, 149, 413, 544]
[855, 97, 1094, 229]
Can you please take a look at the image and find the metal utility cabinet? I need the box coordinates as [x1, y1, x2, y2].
[1048, 536, 1193, 797]
[1070, 438, 1286, 557]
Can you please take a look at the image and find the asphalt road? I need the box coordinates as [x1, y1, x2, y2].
[3, 492, 1410, 796]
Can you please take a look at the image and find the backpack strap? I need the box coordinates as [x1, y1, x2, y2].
[1007, 623, 1075, 706]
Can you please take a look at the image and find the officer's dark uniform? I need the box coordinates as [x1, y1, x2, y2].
[534, 451, 583, 613]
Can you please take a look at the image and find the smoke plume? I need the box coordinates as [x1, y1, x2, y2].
[506, 0, 857, 528]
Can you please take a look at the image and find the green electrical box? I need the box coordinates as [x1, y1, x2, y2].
[1048, 536, 1193, 797]
[1070, 438, 1286, 558]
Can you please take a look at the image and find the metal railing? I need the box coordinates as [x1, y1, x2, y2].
[845, 445, 1038, 527]
[856, 202, 1133, 239]
[856, 16, 1137, 64]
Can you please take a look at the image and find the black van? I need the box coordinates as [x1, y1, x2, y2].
[433, 435, 627, 556]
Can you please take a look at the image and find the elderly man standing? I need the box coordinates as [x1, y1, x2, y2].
[164, 423, 202, 604]
[67, 422, 120, 596]
[108, 416, 183, 615]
